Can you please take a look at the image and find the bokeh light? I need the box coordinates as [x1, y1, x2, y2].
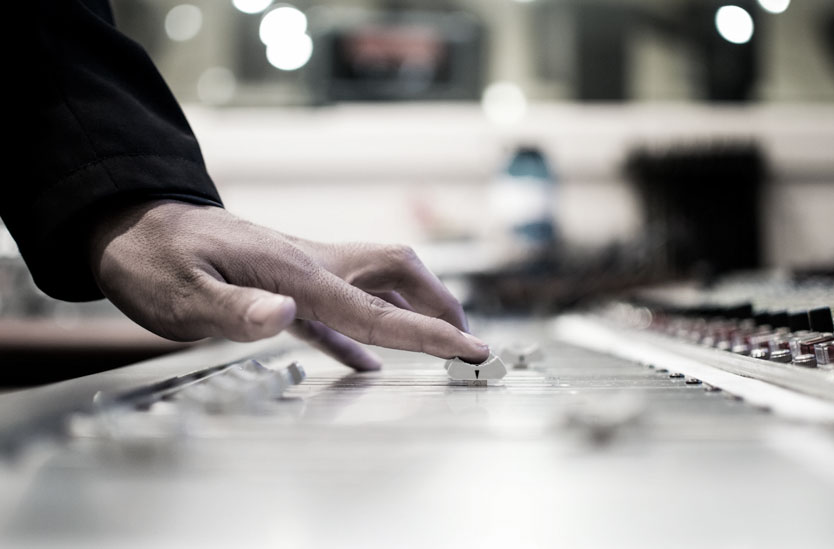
[715, 5, 754, 45]
[757, 0, 790, 15]
[482, 82, 527, 126]
[259, 6, 313, 71]
[232, 0, 273, 15]
[266, 34, 313, 71]
[259, 6, 308, 45]
[164, 4, 203, 42]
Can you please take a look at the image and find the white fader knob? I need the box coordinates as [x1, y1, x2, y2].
[444, 351, 507, 384]
[500, 342, 543, 369]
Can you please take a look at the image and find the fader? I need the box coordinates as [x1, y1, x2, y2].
[444, 351, 507, 385]
[499, 342, 544, 369]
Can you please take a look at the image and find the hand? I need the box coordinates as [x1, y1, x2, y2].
[88, 200, 489, 370]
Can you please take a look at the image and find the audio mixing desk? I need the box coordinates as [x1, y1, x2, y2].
[2, 302, 834, 548]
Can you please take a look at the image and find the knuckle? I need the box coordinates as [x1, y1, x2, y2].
[342, 245, 421, 288]
[362, 296, 397, 346]
[384, 244, 419, 266]
[366, 295, 394, 317]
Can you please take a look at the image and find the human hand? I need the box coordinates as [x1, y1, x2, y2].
[88, 200, 489, 370]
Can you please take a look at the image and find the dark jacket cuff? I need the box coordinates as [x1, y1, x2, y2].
[15, 153, 223, 302]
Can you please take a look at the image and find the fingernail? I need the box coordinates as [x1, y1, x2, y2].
[460, 331, 489, 350]
[246, 296, 291, 325]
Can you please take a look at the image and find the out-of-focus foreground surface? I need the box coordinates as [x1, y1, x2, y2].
[2, 318, 834, 549]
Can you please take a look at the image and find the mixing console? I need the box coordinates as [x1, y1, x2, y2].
[2, 301, 834, 547]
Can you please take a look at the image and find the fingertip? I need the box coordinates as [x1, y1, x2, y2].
[460, 330, 489, 350]
[338, 344, 383, 372]
[348, 351, 383, 372]
[458, 351, 489, 364]
[458, 331, 490, 364]
[364, 349, 384, 370]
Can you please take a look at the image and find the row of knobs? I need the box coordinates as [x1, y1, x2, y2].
[645, 304, 834, 368]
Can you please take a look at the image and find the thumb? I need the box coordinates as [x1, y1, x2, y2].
[199, 279, 297, 342]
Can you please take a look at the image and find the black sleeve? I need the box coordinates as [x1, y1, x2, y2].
[3, 0, 223, 302]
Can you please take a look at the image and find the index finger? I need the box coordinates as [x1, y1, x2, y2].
[303, 270, 489, 362]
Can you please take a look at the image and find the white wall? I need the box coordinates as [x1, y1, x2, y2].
[186, 103, 834, 269]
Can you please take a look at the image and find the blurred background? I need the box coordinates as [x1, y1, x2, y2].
[2, 0, 834, 384]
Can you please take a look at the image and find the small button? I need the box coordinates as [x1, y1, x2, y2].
[793, 354, 818, 368]
[769, 349, 793, 363]
[750, 348, 769, 360]
[815, 341, 834, 366]
[794, 334, 834, 357]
